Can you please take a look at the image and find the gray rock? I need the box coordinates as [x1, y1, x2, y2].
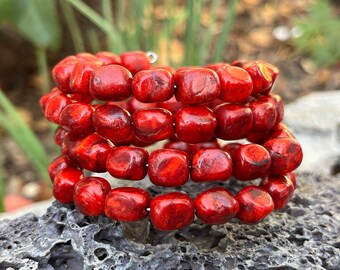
[0, 172, 339, 270]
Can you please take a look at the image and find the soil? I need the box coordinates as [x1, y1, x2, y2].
[0, 0, 339, 207]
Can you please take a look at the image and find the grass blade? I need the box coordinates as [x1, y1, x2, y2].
[36, 48, 50, 93]
[101, 0, 115, 52]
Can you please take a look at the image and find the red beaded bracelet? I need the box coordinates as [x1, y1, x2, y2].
[42, 50, 303, 231]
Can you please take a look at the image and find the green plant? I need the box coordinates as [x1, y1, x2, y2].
[293, 0, 340, 66]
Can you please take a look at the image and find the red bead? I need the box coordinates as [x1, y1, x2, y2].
[217, 65, 253, 103]
[205, 98, 226, 110]
[191, 138, 221, 152]
[258, 94, 284, 125]
[148, 149, 189, 187]
[68, 93, 94, 103]
[151, 65, 176, 74]
[106, 146, 149, 180]
[61, 133, 83, 164]
[52, 56, 78, 93]
[174, 68, 220, 105]
[236, 186, 274, 224]
[44, 93, 72, 124]
[214, 103, 253, 140]
[74, 177, 111, 216]
[96, 51, 121, 65]
[76, 133, 112, 172]
[204, 62, 229, 72]
[127, 97, 157, 114]
[246, 130, 272, 144]
[260, 175, 295, 210]
[249, 100, 277, 132]
[286, 171, 297, 189]
[59, 103, 94, 136]
[53, 168, 84, 204]
[105, 187, 151, 221]
[120, 51, 151, 75]
[132, 69, 174, 103]
[163, 141, 193, 156]
[194, 187, 239, 224]
[90, 65, 132, 101]
[263, 138, 303, 175]
[222, 142, 242, 161]
[70, 61, 101, 95]
[76, 52, 99, 62]
[132, 108, 173, 142]
[48, 155, 74, 182]
[92, 104, 132, 144]
[54, 126, 68, 146]
[175, 106, 217, 144]
[191, 149, 232, 182]
[150, 192, 194, 230]
[40, 88, 61, 113]
[233, 144, 271, 180]
[157, 95, 184, 115]
[243, 62, 273, 96]
[268, 123, 295, 140]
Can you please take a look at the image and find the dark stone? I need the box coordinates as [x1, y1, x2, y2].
[0, 172, 339, 270]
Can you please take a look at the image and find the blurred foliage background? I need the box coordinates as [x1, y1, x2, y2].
[0, 0, 339, 212]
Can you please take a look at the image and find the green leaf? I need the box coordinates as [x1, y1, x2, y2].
[0, 0, 61, 49]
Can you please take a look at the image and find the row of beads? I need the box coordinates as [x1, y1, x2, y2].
[41, 90, 284, 145]
[52, 51, 279, 106]
[52, 168, 296, 230]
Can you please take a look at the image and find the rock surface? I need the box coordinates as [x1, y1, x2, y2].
[0, 172, 339, 270]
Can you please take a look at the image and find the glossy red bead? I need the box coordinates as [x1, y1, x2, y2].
[233, 144, 271, 180]
[174, 68, 220, 105]
[53, 168, 84, 204]
[68, 93, 94, 103]
[52, 56, 78, 93]
[191, 138, 221, 153]
[70, 61, 101, 95]
[249, 100, 277, 132]
[90, 65, 132, 101]
[213, 103, 253, 140]
[40, 88, 61, 113]
[148, 149, 189, 187]
[76, 52, 99, 62]
[150, 192, 194, 230]
[106, 146, 149, 180]
[54, 126, 68, 146]
[260, 175, 295, 210]
[76, 133, 112, 172]
[74, 177, 111, 216]
[132, 69, 174, 103]
[120, 51, 151, 75]
[48, 155, 74, 182]
[258, 94, 284, 125]
[61, 133, 83, 164]
[92, 104, 132, 144]
[217, 65, 253, 103]
[236, 186, 274, 224]
[286, 171, 297, 189]
[222, 142, 242, 161]
[163, 141, 193, 156]
[263, 138, 303, 175]
[132, 108, 173, 142]
[44, 93, 72, 124]
[191, 149, 232, 182]
[127, 97, 157, 114]
[157, 95, 184, 115]
[105, 187, 151, 222]
[59, 103, 94, 136]
[194, 187, 239, 224]
[96, 51, 121, 65]
[243, 62, 273, 96]
[268, 123, 295, 140]
[175, 106, 217, 144]
[204, 62, 228, 72]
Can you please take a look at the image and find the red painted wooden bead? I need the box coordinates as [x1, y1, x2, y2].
[233, 144, 271, 181]
[174, 68, 220, 105]
[106, 146, 149, 180]
[76, 52, 99, 62]
[148, 149, 189, 187]
[74, 177, 111, 216]
[213, 103, 253, 140]
[40, 88, 61, 113]
[150, 192, 194, 230]
[52, 56, 78, 93]
[120, 51, 151, 75]
[243, 62, 273, 96]
[44, 93, 72, 124]
[151, 65, 176, 74]
[175, 106, 217, 144]
[92, 104, 132, 144]
[217, 65, 253, 103]
[157, 95, 184, 115]
[54, 126, 68, 146]
[163, 141, 193, 156]
[191, 138, 221, 153]
[132, 69, 174, 103]
[236, 186, 274, 224]
[53, 168, 84, 204]
[194, 187, 239, 224]
[61, 133, 83, 164]
[191, 148, 232, 182]
[127, 97, 157, 114]
[59, 103, 94, 136]
[222, 142, 242, 161]
[249, 100, 277, 132]
[96, 51, 121, 65]
[132, 108, 173, 142]
[48, 155, 74, 182]
[286, 171, 297, 189]
[205, 98, 226, 110]
[90, 65, 132, 101]
[68, 93, 94, 103]
[204, 62, 229, 72]
[76, 133, 112, 172]
[258, 94, 284, 125]
[260, 175, 295, 210]
[70, 61, 101, 95]
[105, 187, 151, 222]
[263, 138, 303, 175]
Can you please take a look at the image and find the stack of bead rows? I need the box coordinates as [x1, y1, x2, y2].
[41, 50, 303, 231]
